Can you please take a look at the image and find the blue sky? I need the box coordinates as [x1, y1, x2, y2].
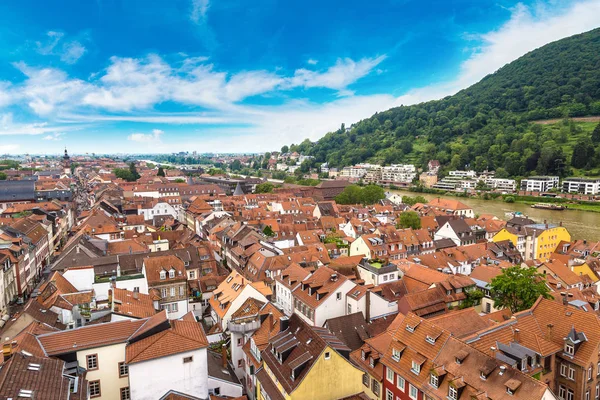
[0, 0, 599, 155]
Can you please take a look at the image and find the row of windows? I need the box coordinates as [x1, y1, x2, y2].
[85, 354, 129, 377]
[160, 286, 185, 298]
[89, 380, 130, 400]
[161, 303, 179, 313]
[385, 367, 418, 400]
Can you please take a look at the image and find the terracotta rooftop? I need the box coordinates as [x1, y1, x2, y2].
[126, 316, 208, 364]
[112, 288, 158, 319]
[38, 311, 169, 356]
[0, 352, 73, 400]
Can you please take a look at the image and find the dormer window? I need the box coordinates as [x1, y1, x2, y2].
[361, 350, 366, 360]
[169, 269, 175, 278]
[392, 348, 401, 361]
[448, 386, 457, 400]
[430, 373, 438, 388]
[565, 342, 575, 355]
[369, 357, 375, 368]
[411, 361, 421, 374]
[160, 271, 166, 280]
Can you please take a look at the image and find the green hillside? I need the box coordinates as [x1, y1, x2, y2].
[291, 28, 600, 178]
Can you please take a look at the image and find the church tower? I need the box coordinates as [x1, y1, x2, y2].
[63, 147, 71, 175]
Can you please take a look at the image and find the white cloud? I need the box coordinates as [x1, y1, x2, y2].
[4, 0, 600, 154]
[14, 62, 90, 115]
[80, 54, 382, 111]
[190, 0, 210, 23]
[61, 41, 87, 64]
[287, 56, 387, 94]
[43, 132, 65, 141]
[36, 31, 64, 55]
[0, 83, 12, 108]
[128, 128, 164, 143]
[0, 113, 72, 136]
[393, 0, 600, 106]
[36, 31, 87, 64]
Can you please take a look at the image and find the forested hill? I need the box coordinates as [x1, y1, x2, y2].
[292, 27, 600, 177]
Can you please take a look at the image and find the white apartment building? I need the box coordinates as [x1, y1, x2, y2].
[562, 178, 600, 195]
[520, 176, 559, 192]
[340, 166, 368, 179]
[380, 164, 417, 184]
[484, 178, 517, 192]
[449, 170, 477, 178]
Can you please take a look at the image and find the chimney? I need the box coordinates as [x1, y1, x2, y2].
[559, 221, 563, 227]
[546, 323, 554, 340]
[513, 328, 520, 343]
[365, 290, 371, 322]
[133, 287, 139, 300]
[562, 292, 568, 306]
[2, 342, 13, 361]
[221, 345, 228, 369]
[279, 316, 289, 332]
[76, 246, 80, 255]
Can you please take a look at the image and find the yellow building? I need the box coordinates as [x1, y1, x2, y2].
[572, 262, 599, 283]
[256, 315, 365, 400]
[493, 223, 570, 261]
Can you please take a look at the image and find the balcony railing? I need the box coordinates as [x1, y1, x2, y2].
[228, 319, 260, 333]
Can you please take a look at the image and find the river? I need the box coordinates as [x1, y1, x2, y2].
[391, 191, 600, 241]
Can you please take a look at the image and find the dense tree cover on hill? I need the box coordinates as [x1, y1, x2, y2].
[292, 28, 600, 177]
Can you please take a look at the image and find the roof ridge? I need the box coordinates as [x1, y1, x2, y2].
[127, 330, 168, 363]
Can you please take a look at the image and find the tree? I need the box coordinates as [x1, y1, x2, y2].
[396, 211, 421, 229]
[128, 162, 140, 181]
[255, 182, 274, 193]
[157, 167, 165, 177]
[0, 172, 6, 181]
[571, 137, 594, 168]
[504, 196, 515, 203]
[281, 145, 289, 153]
[335, 185, 363, 205]
[489, 266, 552, 312]
[230, 160, 242, 171]
[263, 225, 275, 237]
[459, 288, 484, 309]
[361, 185, 385, 205]
[174, 178, 186, 183]
[114, 168, 136, 182]
[592, 122, 600, 143]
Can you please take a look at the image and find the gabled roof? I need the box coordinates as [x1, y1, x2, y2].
[0, 352, 71, 400]
[292, 265, 348, 309]
[112, 288, 158, 319]
[38, 318, 147, 356]
[126, 317, 208, 364]
[324, 312, 375, 351]
[259, 314, 351, 394]
[38, 310, 169, 356]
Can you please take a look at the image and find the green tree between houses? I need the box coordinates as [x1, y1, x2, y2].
[255, 182, 274, 193]
[396, 211, 421, 229]
[489, 266, 553, 313]
[157, 167, 165, 177]
[263, 225, 275, 237]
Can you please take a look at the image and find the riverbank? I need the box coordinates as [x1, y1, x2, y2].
[396, 187, 600, 213]
[388, 190, 600, 241]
